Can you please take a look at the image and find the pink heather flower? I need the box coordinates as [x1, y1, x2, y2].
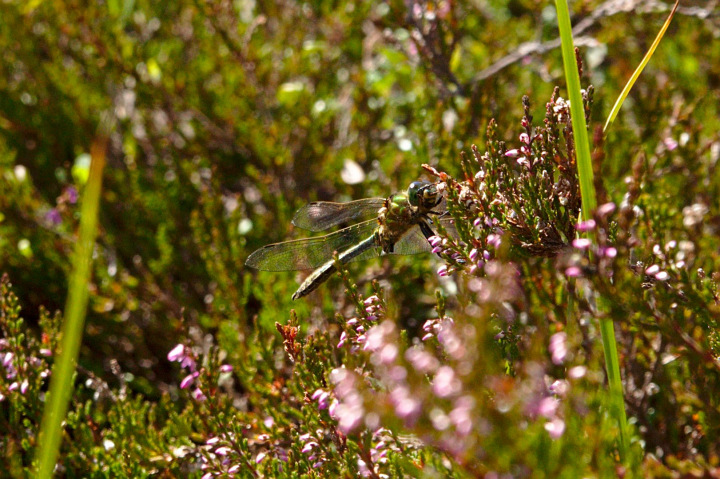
[20, 380, 28, 394]
[65, 186, 79, 204]
[437, 265, 448, 277]
[301, 442, 318, 454]
[392, 397, 421, 424]
[206, 436, 220, 445]
[565, 266, 582, 277]
[432, 366, 461, 398]
[568, 366, 587, 379]
[8, 381, 18, 392]
[167, 344, 185, 362]
[39, 348, 52, 357]
[337, 331, 347, 348]
[180, 372, 198, 389]
[645, 265, 660, 275]
[600, 247, 617, 258]
[405, 347, 439, 373]
[536, 397, 559, 418]
[469, 248, 478, 261]
[428, 236, 442, 247]
[3, 352, 13, 367]
[519, 132, 530, 144]
[215, 446, 231, 456]
[572, 238, 592, 249]
[228, 465, 241, 474]
[549, 379, 569, 397]
[597, 202, 616, 217]
[336, 403, 364, 434]
[575, 219, 596, 232]
[263, 416, 274, 428]
[256, 451, 268, 464]
[192, 388, 206, 401]
[655, 271, 670, 281]
[328, 399, 339, 417]
[431, 246, 442, 254]
[504, 149, 520, 158]
[376, 344, 398, 365]
[663, 137, 678, 151]
[545, 417, 566, 439]
[363, 295, 379, 305]
[549, 332, 568, 365]
[473, 217, 483, 227]
[220, 364, 233, 373]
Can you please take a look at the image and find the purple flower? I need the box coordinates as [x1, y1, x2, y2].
[46, 209, 62, 226]
[220, 364, 233, 373]
[65, 186, 79, 204]
[437, 265, 448, 277]
[504, 149, 520, 158]
[255, 451, 268, 464]
[428, 236, 442, 247]
[519, 132, 530, 144]
[192, 388, 207, 401]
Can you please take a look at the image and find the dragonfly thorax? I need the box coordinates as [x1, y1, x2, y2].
[376, 182, 442, 253]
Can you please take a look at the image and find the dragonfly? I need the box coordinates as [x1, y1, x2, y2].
[245, 181, 452, 300]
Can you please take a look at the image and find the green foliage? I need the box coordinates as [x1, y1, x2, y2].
[1, 0, 719, 477]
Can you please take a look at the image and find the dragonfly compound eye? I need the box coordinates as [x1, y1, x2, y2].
[408, 181, 431, 206]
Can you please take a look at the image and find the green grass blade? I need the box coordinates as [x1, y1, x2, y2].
[555, 0, 630, 462]
[604, 1, 679, 132]
[554, 0, 595, 218]
[34, 118, 110, 477]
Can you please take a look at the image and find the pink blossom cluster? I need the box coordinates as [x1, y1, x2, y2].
[0, 338, 50, 402]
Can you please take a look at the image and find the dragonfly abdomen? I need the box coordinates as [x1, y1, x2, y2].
[292, 234, 379, 300]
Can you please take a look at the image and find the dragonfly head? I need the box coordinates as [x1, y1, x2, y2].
[408, 181, 442, 210]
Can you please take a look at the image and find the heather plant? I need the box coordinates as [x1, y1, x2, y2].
[1, 0, 720, 477]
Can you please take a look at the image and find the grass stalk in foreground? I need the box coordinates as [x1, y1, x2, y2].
[34, 123, 109, 477]
[554, 0, 630, 461]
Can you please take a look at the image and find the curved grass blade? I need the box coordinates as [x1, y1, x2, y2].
[34, 115, 110, 478]
[603, 1, 679, 132]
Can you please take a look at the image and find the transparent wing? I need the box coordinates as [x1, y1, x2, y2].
[389, 216, 459, 255]
[391, 225, 434, 255]
[245, 219, 381, 271]
[292, 198, 386, 232]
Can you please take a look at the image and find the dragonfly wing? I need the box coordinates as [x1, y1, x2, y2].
[292, 199, 385, 232]
[436, 215, 460, 240]
[245, 219, 381, 271]
[390, 225, 434, 255]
